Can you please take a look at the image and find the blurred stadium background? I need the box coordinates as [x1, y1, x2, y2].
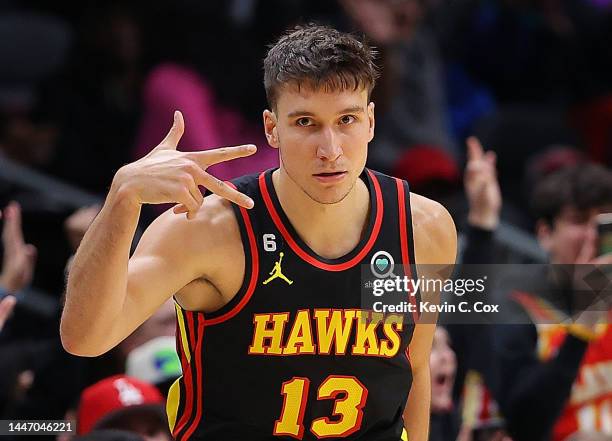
[0, 1, 610, 441]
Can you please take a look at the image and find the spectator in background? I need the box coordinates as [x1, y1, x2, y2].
[77, 375, 170, 441]
[494, 164, 612, 441]
[133, 3, 277, 182]
[0, 202, 37, 415]
[339, 0, 455, 172]
[0, 202, 33, 331]
[0, 295, 16, 331]
[446, 137, 509, 440]
[429, 326, 460, 441]
[0, 202, 37, 297]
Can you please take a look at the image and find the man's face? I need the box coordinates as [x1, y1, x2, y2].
[263, 86, 374, 205]
[537, 206, 611, 264]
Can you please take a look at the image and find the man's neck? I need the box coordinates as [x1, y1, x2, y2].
[272, 168, 370, 259]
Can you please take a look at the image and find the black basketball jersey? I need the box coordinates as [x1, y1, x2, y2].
[166, 168, 420, 441]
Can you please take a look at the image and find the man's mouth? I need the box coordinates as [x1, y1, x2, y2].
[313, 171, 347, 177]
[434, 372, 454, 388]
[312, 171, 348, 183]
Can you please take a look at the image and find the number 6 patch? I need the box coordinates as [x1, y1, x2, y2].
[263, 234, 277, 252]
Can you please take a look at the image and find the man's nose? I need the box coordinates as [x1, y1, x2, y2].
[316, 128, 343, 162]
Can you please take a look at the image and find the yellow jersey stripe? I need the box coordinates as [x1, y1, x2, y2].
[175, 303, 191, 363]
[166, 377, 182, 432]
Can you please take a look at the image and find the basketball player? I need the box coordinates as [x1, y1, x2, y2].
[61, 25, 457, 440]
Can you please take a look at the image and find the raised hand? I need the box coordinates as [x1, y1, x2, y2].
[0, 295, 16, 331]
[464, 137, 502, 230]
[114, 111, 257, 219]
[0, 202, 37, 294]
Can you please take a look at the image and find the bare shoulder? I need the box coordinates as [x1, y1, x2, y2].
[409, 193, 457, 265]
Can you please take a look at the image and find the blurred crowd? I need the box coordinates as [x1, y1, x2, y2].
[0, 1, 611, 441]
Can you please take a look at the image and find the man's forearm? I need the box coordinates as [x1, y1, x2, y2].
[404, 363, 432, 441]
[61, 184, 141, 356]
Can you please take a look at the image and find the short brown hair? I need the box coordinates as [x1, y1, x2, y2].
[263, 24, 379, 110]
[531, 163, 612, 225]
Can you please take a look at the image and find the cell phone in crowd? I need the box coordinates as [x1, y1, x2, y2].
[597, 213, 612, 256]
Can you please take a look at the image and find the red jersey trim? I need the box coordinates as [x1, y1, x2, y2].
[180, 316, 205, 441]
[204, 183, 260, 326]
[259, 170, 384, 271]
[173, 311, 198, 439]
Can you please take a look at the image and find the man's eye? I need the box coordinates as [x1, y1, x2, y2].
[340, 115, 356, 124]
[296, 118, 312, 127]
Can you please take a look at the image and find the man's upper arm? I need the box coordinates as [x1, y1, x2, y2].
[117, 197, 239, 344]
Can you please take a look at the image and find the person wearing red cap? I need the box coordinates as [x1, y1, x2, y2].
[77, 375, 171, 441]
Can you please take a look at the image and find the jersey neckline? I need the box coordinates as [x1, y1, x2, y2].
[259, 168, 383, 271]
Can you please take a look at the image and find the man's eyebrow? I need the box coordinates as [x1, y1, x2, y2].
[286, 106, 365, 118]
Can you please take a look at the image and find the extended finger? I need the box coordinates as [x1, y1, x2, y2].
[484, 150, 497, 166]
[173, 204, 189, 215]
[2, 202, 25, 249]
[186, 177, 204, 208]
[156, 110, 185, 151]
[189, 144, 257, 167]
[466, 137, 484, 162]
[0, 296, 17, 329]
[25, 244, 37, 264]
[173, 187, 200, 220]
[199, 172, 254, 209]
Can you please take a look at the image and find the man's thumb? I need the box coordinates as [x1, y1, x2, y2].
[156, 110, 185, 150]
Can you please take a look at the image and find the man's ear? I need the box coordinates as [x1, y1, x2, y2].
[263, 109, 279, 149]
[536, 219, 553, 252]
[367, 102, 375, 142]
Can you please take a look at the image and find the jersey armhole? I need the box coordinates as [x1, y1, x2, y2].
[203, 184, 259, 325]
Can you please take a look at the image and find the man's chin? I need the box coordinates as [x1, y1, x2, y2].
[306, 187, 352, 205]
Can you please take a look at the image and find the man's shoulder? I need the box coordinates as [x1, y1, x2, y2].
[150, 194, 242, 255]
[410, 193, 455, 245]
[229, 170, 265, 197]
[409, 192, 457, 266]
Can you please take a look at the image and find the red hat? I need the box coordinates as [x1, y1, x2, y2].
[77, 375, 164, 435]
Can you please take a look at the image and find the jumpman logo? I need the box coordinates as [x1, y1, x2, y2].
[263, 252, 293, 285]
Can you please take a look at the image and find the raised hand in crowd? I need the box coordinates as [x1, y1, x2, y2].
[0, 295, 17, 331]
[464, 137, 502, 231]
[0, 202, 37, 294]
